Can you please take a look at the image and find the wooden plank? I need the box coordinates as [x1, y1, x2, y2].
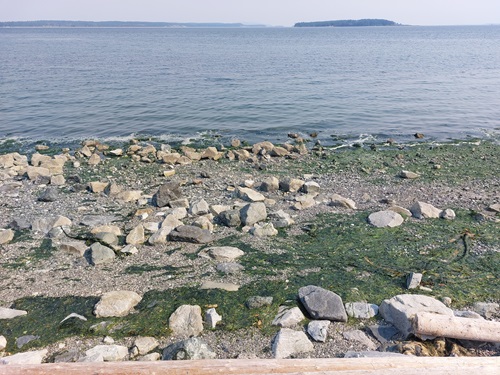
[1, 357, 499, 375]
[413, 312, 500, 342]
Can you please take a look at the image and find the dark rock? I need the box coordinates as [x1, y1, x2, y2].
[67, 175, 83, 183]
[162, 338, 215, 360]
[218, 209, 241, 227]
[153, 182, 183, 208]
[38, 187, 59, 202]
[169, 225, 213, 244]
[54, 349, 80, 363]
[298, 285, 347, 322]
[367, 324, 400, 343]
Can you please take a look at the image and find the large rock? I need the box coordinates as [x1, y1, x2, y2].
[410, 201, 442, 219]
[0, 335, 6, 351]
[379, 294, 454, 339]
[0, 307, 27, 319]
[0, 349, 48, 365]
[0, 228, 14, 245]
[272, 328, 314, 359]
[133, 337, 159, 355]
[168, 305, 203, 338]
[279, 178, 304, 193]
[32, 215, 71, 234]
[200, 281, 239, 291]
[343, 330, 377, 350]
[199, 246, 245, 262]
[153, 182, 183, 207]
[162, 338, 216, 360]
[251, 222, 278, 237]
[240, 202, 267, 226]
[368, 210, 404, 228]
[85, 345, 128, 361]
[169, 225, 213, 244]
[272, 306, 305, 328]
[261, 176, 279, 192]
[330, 194, 357, 209]
[189, 199, 210, 216]
[89, 242, 116, 265]
[298, 285, 347, 322]
[218, 209, 241, 227]
[94, 290, 142, 318]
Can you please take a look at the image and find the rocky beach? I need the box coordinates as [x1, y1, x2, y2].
[0, 136, 499, 364]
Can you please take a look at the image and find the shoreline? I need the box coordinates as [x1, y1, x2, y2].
[0, 137, 498, 362]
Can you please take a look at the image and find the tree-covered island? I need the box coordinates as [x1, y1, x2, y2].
[294, 19, 401, 27]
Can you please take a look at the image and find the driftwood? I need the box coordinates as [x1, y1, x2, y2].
[1, 357, 499, 375]
[413, 312, 500, 342]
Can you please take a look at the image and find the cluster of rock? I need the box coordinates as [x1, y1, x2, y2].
[2, 285, 498, 363]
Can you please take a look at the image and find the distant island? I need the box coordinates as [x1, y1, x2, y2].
[0, 20, 265, 28]
[294, 19, 401, 27]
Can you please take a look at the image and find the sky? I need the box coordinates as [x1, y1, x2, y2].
[1, 0, 499, 26]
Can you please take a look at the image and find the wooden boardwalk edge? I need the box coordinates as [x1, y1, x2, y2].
[1, 356, 499, 375]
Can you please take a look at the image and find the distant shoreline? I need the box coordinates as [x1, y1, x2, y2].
[0, 20, 267, 28]
[294, 19, 402, 27]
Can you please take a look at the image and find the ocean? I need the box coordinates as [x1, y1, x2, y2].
[1, 26, 499, 147]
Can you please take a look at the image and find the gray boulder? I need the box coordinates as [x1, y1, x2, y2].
[218, 209, 241, 227]
[169, 225, 213, 244]
[345, 302, 379, 319]
[272, 328, 314, 359]
[271, 306, 305, 328]
[410, 201, 441, 219]
[240, 202, 267, 226]
[85, 345, 129, 361]
[307, 320, 330, 342]
[298, 285, 348, 322]
[153, 182, 183, 208]
[162, 338, 215, 360]
[38, 186, 59, 202]
[379, 294, 454, 339]
[89, 242, 115, 265]
[0, 349, 48, 365]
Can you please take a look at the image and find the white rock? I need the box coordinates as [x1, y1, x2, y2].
[0, 307, 27, 319]
[169, 305, 203, 338]
[410, 201, 442, 219]
[251, 222, 278, 237]
[237, 187, 266, 202]
[205, 308, 222, 328]
[189, 199, 210, 216]
[400, 170, 420, 179]
[330, 194, 357, 209]
[307, 320, 330, 342]
[272, 306, 305, 328]
[94, 290, 142, 318]
[85, 345, 128, 361]
[137, 353, 161, 361]
[133, 336, 159, 355]
[0, 349, 48, 365]
[0, 228, 14, 245]
[368, 210, 404, 228]
[272, 328, 314, 359]
[406, 272, 423, 289]
[0, 335, 7, 351]
[200, 246, 245, 262]
[440, 208, 456, 220]
[125, 224, 145, 245]
[200, 281, 240, 291]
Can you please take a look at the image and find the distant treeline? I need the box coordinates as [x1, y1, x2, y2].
[0, 20, 263, 28]
[294, 19, 401, 27]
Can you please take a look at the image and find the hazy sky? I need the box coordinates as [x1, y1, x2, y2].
[1, 0, 499, 26]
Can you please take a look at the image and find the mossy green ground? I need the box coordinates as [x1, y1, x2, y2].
[1, 140, 498, 354]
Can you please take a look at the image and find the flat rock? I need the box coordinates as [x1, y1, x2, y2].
[80, 215, 119, 227]
[272, 328, 314, 359]
[307, 320, 330, 342]
[368, 210, 404, 228]
[379, 294, 454, 339]
[16, 335, 39, 349]
[410, 201, 442, 219]
[240, 202, 267, 226]
[168, 305, 204, 338]
[200, 281, 239, 291]
[330, 194, 357, 209]
[344, 351, 406, 358]
[162, 338, 216, 360]
[298, 285, 348, 322]
[400, 170, 420, 179]
[216, 262, 244, 274]
[472, 302, 499, 319]
[272, 306, 305, 328]
[89, 242, 116, 265]
[0, 307, 27, 319]
[85, 345, 128, 361]
[133, 337, 159, 355]
[0, 349, 48, 365]
[169, 225, 213, 244]
[237, 187, 266, 202]
[367, 324, 400, 344]
[345, 302, 379, 319]
[56, 240, 88, 256]
[199, 246, 245, 262]
[94, 290, 142, 318]
[0, 228, 14, 245]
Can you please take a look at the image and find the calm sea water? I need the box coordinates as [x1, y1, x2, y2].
[1, 26, 499, 146]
